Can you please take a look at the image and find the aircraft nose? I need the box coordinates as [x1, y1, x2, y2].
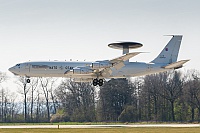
[8, 66, 14, 72]
[8, 66, 18, 75]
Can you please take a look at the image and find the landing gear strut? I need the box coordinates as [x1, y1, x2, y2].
[93, 78, 104, 86]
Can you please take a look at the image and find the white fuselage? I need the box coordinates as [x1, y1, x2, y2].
[8, 35, 187, 85]
[9, 61, 169, 79]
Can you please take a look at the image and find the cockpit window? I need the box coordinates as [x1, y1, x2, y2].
[15, 64, 20, 66]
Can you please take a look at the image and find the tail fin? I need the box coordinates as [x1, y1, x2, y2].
[151, 35, 182, 64]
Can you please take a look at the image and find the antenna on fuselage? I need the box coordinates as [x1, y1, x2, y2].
[108, 42, 143, 62]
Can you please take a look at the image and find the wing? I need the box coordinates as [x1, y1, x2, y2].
[110, 52, 142, 63]
[109, 52, 142, 70]
[99, 52, 143, 77]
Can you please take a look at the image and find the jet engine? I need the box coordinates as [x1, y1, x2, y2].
[90, 61, 113, 69]
[72, 67, 93, 74]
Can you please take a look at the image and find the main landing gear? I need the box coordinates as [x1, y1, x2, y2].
[92, 78, 104, 86]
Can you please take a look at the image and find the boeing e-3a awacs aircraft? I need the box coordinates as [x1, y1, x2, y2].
[9, 35, 189, 86]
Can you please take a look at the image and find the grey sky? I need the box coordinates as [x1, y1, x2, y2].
[0, 0, 200, 75]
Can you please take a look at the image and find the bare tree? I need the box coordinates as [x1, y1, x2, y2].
[29, 78, 39, 122]
[0, 72, 8, 122]
[0, 87, 17, 122]
[0, 88, 5, 122]
[15, 77, 30, 122]
[0, 72, 8, 84]
[39, 77, 58, 121]
[49, 79, 58, 114]
[35, 88, 42, 122]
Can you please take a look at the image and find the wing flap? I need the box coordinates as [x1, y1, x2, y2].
[162, 59, 190, 69]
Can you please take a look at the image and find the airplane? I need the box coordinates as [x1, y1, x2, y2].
[9, 35, 189, 86]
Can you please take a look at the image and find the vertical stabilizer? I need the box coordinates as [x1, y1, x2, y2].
[151, 35, 182, 64]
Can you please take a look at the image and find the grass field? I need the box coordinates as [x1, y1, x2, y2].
[0, 128, 200, 133]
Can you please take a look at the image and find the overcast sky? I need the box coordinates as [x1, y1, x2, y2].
[0, 0, 200, 77]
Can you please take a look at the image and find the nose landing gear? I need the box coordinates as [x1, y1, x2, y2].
[26, 78, 30, 83]
[92, 78, 104, 86]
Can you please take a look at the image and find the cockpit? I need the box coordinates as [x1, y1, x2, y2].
[8, 63, 22, 75]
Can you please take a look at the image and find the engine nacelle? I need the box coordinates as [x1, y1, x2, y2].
[90, 61, 113, 69]
[73, 67, 93, 74]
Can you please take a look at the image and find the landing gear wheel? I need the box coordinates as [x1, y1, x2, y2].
[99, 82, 103, 86]
[26, 79, 30, 83]
[93, 81, 98, 86]
[92, 78, 104, 86]
[93, 78, 98, 83]
[99, 79, 103, 83]
[98, 79, 104, 86]
[93, 79, 98, 86]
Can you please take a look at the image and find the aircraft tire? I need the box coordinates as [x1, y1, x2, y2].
[93, 81, 98, 86]
[26, 79, 30, 83]
[93, 79, 104, 86]
[99, 82, 103, 86]
[99, 79, 103, 83]
[93, 79, 98, 86]
[93, 78, 98, 83]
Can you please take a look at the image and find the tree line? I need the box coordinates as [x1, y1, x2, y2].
[0, 69, 200, 123]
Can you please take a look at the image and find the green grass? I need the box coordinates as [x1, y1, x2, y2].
[0, 128, 200, 133]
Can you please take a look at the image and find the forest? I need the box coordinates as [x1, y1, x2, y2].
[0, 69, 199, 123]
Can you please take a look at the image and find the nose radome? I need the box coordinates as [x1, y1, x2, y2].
[8, 67, 12, 72]
[8, 67, 14, 72]
[8, 66, 18, 75]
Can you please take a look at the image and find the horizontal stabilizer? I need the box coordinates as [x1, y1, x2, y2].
[162, 60, 190, 69]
